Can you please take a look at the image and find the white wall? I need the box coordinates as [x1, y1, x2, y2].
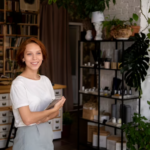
[140, 0, 150, 119]
[104, 0, 141, 24]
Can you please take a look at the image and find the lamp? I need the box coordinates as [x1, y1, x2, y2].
[91, 11, 104, 40]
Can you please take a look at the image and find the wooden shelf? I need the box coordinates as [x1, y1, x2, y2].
[6, 47, 18, 49]
[6, 34, 38, 37]
[6, 23, 39, 26]
[0, 9, 4, 12]
[6, 10, 39, 14]
[4, 71, 12, 73]
[5, 70, 23, 73]
[0, 22, 4, 24]
[53, 129, 61, 132]
[0, 78, 12, 81]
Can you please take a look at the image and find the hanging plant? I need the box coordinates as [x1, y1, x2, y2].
[120, 33, 149, 95]
[45, 0, 116, 20]
[24, 0, 35, 4]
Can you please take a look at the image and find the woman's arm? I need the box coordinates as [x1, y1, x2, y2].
[18, 96, 66, 126]
[37, 110, 59, 124]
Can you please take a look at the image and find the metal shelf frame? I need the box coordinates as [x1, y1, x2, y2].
[77, 40, 141, 150]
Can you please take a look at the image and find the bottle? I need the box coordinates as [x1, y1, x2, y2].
[114, 87, 117, 94]
[124, 87, 127, 95]
[104, 87, 109, 96]
[129, 87, 132, 95]
[120, 88, 122, 95]
[118, 88, 121, 95]
[108, 89, 111, 96]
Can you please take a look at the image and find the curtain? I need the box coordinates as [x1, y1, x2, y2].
[40, 1, 73, 111]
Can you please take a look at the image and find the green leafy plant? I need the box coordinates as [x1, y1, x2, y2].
[120, 33, 149, 95]
[122, 101, 150, 150]
[103, 13, 139, 37]
[129, 13, 139, 26]
[45, 0, 116, 19]
[63, 112, 73, 125]
[48, 0, 57, 4]
[102, 16, 125, 36]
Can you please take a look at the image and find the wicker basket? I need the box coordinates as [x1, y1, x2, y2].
[111, 26, 132, 39]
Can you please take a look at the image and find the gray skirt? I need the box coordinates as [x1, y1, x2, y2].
[13, 122, 54, 150]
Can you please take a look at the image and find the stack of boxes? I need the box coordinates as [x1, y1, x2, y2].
[87, 122, 126, 150]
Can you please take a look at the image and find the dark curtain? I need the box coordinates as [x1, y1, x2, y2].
[40, 1, 73, 111]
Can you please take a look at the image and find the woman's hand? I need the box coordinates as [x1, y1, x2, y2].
[54, 96, 66, 111]
[36, 96, 66, 125]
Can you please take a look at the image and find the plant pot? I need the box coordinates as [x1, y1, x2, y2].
[85, 30, 93, 41]
[111, 27, 132, 39]
[62, 124, 71, 138]
[131, 26, 140, 36]
[102, 27, 113, 40]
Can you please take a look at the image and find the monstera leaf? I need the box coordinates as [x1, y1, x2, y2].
[24, 0, 35, 4]
[120, 33, 149, 94]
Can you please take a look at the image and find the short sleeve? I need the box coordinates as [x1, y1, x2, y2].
[10, 82, 29, 109]
[45, 76, 55, 100]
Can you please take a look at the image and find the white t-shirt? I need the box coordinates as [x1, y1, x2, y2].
[10, 75, 55, 127]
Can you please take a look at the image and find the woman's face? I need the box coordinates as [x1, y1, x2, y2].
[22, 43, 43, 72]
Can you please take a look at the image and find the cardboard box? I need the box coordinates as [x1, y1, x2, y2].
[83, 108, 98, 120]
[82, 102, 98, 120]
[116, 140, 126, 150]
[92, 131, 110, 148]
[87, 122, 105, 143]
[107, 136, 121, 150]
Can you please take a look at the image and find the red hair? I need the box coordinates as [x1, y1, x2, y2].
[16, 37, 47, 68]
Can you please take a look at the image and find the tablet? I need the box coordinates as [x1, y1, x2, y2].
[45, 96, 62, 110]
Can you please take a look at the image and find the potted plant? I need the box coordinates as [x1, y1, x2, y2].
[110, 24, 132, 39]
[62, 112, 73, 138]
[102, 16, 126, 39]
[122, 101, 150, 150]
[128, 13, 140, 36]
[119, 33, 149, 95]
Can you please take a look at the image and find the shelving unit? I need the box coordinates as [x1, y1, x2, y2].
[0, 0, 40, 149]
[0, 0, 40, 79]
[77, 40, 140, 150]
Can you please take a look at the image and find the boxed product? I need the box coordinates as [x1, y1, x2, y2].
[83, 102, 98, 120]
[92, 131, 110, 148]
[107, 136, 121, 150]
[87, 122, 105, 143]
[94, 112, 111, 123]
[116, 140, 126, 150]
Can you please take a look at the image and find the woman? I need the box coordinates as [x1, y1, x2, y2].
[10, 37, 66, 150]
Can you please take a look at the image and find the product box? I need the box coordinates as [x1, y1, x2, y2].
[116, 140, 126, 150]
[87, 122, 105, 143]
[92, 131, 110, 148]
[107, 136, 121, 150]
[82, 102, 98, 120]
[83, 108, 98, 120]
[94, 114, 110, 123]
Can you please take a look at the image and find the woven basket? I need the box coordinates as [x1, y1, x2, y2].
[111, 27, 132, 39]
